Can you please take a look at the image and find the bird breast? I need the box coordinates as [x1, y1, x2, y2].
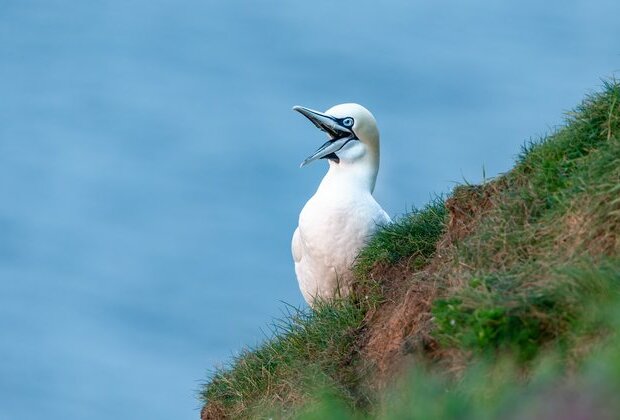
[295, 187, 388, 302]
[299, 192, 379, 259]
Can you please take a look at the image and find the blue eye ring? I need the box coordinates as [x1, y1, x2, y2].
[342, 117, 354, 128]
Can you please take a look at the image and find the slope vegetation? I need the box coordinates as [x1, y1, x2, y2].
[201, 81, 620, 419]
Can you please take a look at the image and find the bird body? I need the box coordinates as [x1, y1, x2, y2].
[292, 104, 390, 306]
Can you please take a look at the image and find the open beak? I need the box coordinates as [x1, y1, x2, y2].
[293, 105, 354, 167]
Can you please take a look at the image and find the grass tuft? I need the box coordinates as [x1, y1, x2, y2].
[201, 299, 367, 418]
[355, 198, 446, 276]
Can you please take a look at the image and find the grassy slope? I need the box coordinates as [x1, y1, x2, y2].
[201, 81, 619, 419]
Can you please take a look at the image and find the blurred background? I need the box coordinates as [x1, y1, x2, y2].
[0, 1, 618, 419]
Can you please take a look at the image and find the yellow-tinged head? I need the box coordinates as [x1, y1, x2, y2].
[293, 103, 380, 172]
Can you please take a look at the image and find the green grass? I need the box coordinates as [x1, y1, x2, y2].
[201, 80, 620, 418]
[201, 299, 367, 418]
[432, 258, 620, 361]
[354, 198, 447, 276]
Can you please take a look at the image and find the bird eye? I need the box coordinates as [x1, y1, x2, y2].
[342, 118, 354, 127]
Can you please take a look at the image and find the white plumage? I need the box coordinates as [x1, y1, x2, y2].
[292, 103, 390, 306]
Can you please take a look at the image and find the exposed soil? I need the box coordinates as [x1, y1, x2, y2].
[201, 402, 227, 420]
[357, 183, 499, 388]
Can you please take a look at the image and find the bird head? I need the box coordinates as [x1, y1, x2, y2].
[293, 103, 380, 169]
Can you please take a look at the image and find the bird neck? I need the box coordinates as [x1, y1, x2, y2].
[317, 159, 379, 195]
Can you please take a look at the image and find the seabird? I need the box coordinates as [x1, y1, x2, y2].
[291, 103, 391, 307]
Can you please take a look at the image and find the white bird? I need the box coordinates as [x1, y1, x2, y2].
[292, 103, 391, 307]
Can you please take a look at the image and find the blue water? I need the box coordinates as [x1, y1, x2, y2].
[0, 1, 618, 419]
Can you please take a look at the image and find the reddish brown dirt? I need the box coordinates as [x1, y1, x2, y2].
[357, 183, 499, 388]
[201, 402, 227, 420]
[357, 263, 439, 388]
